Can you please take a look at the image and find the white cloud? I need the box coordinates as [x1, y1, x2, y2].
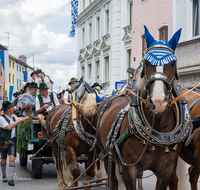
[0, 0, 77, 91]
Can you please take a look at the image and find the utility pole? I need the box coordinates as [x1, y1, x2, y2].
[32, 54, 34, 69]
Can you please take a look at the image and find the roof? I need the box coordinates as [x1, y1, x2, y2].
[0, 44, 7, 51]
[9, 54, 18, 62]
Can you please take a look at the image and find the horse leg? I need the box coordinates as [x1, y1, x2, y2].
[84, 152, 95, 190]
[168, 173, 178, 190]
[67, 146, 80, 187]
[155, 166, 177, 190]
[137, 172, 144, 190]
[51, 141, 66, 190]
[188, 166, 199, 190]
[122, 166, 137, 190]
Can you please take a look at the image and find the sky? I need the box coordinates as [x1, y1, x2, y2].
[0, 0, 77, 92]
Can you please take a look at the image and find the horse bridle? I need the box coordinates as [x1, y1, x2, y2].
[142, 62, 177, 106]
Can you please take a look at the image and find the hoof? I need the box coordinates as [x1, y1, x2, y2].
[58, 183, 67, 190]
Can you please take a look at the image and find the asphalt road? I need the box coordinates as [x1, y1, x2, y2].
[0, 153, 200, 190]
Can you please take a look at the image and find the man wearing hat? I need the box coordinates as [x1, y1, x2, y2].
[30, 71, 38, 82]
[36, 83, 60, 128]
[64, 78, 78, 105]
[0, 101, 31, 186]
[16, 82, 38, 117]
[91, 82, 106, 101]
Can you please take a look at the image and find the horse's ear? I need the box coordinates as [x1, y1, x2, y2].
[144, 25, 156, 49]
[166, 28, 182, 51]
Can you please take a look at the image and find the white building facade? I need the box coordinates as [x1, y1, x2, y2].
[174, 0, 200, 87]
[77, 0, 133, 94]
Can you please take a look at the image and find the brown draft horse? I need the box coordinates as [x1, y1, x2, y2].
[46, 79, 98, 190]
[169, 89, 200, 190]
[96, 59, 185, 190]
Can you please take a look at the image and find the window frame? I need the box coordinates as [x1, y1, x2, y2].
[159, 26, 168, 42]
[12, 74, 14, 84]
[9, 73, 11, 83]
[105, 10, 110, 34]
[82, 28, 85, 48]
[81, 65, 85, 78]
[193, 0, 200, 37]
[104, 56, 109, 83]
[89, 23, 92, 44]
[141, 34, 147, 58]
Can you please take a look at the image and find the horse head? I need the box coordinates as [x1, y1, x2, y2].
[69, 77, 96, 119]
[136, 26, 181, 113]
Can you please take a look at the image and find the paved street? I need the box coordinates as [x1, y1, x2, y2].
[1, 153, 200, 190]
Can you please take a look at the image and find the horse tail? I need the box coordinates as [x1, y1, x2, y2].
[175, 157, 189, 190]
[94, 160, 106, 179]
[53, 150, 73, 184]
[115, 164, 126, 190]
[61, 151, 73, 184]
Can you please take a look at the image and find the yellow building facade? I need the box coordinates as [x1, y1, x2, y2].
[5, 55, 17, 101]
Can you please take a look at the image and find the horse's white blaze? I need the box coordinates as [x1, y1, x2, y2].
[151, 66, 167, 113]
[115, 164, 126, 190]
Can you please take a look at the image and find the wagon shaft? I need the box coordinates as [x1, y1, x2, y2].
[65, 182, 107, 190]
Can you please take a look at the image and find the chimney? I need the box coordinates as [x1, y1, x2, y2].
[19, 55, 26, 63]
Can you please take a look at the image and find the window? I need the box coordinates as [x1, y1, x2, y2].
[95, 60, 100, 78]
[89, 23, 92, 44]
[19, 66, 21, 72]
[17, 65, 18, 71]
[106, 10, 109, 34]
[9, 60, 11, 67]
[105, 57, 109, 82]
[88, 63, 92, 81]
[17, 79, 18, 87]
[193, 0, 200, 36]
[96, 17, 100, 39]
[81, 66, 85, 78]
[127, 50, 131, 78]
[12, 74, 14, 83]
[159, 26, 168, 42]
[82, 28, 85, 48]
[22, 67, 24, 72]
[130, 3, 133, 25]
[83, 0, 85, 10]
[20, 80, 21, 87]
[9, 73, 11, 83]
[142, 34, 147, 57]
[13, 62, 14, 68]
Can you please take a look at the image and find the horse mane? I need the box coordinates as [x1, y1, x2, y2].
[79, 91, 96, 119]
[135, 65, 145, 96]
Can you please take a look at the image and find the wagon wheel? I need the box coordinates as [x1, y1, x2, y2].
[20, 154, 28, 166]
[32, 159, 43, 179]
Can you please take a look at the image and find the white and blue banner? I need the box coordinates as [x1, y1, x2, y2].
[69, 0, 78, 37]
[23, 71, 28, 82]
[9, 85, 14, 101]
[0, 50, 8, 82]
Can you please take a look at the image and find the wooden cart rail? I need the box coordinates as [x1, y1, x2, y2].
[65, 177, 107, 190]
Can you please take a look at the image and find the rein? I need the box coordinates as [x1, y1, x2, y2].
[170, 82, 200, 105]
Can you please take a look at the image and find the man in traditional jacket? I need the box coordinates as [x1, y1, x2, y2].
[0, 101, 30, 186]
[36, 83, 60, 128]
[16, 82, 38, 117]
[64, 78, 78, 105]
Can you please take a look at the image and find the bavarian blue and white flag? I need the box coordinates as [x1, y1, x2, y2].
[0, 50, 8, 82]
[69, 0, 78, 37]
